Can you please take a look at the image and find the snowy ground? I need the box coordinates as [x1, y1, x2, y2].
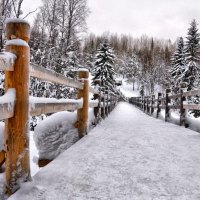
[117, 78, 139, 97]
[9, 102, 200, 200]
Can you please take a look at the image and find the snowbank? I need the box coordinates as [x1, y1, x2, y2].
[34, 111, 79, 160]
[34, 108, 96, 161]
[0, 122, 4, 151]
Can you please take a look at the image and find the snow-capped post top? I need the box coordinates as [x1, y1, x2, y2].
[77, 68, 89, 79]
[5, 18, 30, 42]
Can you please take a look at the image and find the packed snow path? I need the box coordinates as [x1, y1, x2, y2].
[9, 102, 200, 200]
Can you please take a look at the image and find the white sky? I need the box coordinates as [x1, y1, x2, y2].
[22, 0, 200, 42]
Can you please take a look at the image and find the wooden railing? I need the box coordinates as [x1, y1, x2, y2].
[0, 19, 118, 195]
[129, 88, 200, 127]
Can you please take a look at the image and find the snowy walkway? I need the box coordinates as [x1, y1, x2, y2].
[9, 102, 200, 200]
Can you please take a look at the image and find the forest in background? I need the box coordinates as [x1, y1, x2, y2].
[1, 0, 200, 122]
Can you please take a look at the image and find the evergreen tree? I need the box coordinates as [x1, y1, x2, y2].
[183, 19, 200, 90]
[170, 37, 185, 91]
[92, 42, 116, 91]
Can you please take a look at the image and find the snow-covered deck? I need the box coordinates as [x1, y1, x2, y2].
[9, 102, 200, 200]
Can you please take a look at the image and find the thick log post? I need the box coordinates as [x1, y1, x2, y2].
[77, 69, 89, 138]
[165, 89, 171, 122]
[156, 92, 162, 118]
[93, 80, 101, 123]
[5, 19, 31, 194]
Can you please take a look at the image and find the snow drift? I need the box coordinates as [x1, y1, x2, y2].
[34, 111, 79, 160]
[34, 108, 96, 160]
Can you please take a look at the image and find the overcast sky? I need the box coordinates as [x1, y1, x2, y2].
[22, 0, 200, 42]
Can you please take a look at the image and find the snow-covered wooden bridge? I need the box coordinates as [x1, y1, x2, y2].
[9, 102, 200, 200]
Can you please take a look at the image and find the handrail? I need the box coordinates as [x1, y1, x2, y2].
[0, 19, 119, 195]
[30, 63, 83, 89]
[129, 87, 200, 127]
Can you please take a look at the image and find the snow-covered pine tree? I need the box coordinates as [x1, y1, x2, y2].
[92, 41, 116, 91]
[183, 20, 200, 117]
[170, 37, 185, 92]
[126, 55, 139, 91]
[183, 19, 200, 91]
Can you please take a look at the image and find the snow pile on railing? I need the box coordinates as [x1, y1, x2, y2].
[0, 52, 16, 71]
[29, 96, 83, 111]
[0, 88, 16, 105]
[0, 89, 16, 120]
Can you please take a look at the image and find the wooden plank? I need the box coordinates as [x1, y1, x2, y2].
[182, 90, 200, 97]
[183, 104, 200, 110]
[30, 102, 83, 116]
[30, 63, 83, 90]
[0, 52, 16, 71]
[0, 103, 14, 120]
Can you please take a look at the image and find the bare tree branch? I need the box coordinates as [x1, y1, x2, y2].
[23, 8, 37, 19]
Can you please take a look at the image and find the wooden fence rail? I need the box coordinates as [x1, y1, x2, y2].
[0, 19, 118, 195]
[129, 87, 200, 127]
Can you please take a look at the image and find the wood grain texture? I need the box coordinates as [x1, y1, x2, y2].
[30, 64, 83, 89]
[77, 70, 89, 138]
[5, 22, 31, 195]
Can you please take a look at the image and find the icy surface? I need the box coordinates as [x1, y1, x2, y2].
[0, 122, 4, 151]
[6, 39, 29, 47]
[8, 102, 200, 200]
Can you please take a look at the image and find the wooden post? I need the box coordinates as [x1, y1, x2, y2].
[146, 96, 149, 114]
[151, 95, 155, 115]
[180, 89, 186, 126]
[5, 20, 31, 194]
[77, 69, 89, 138]
[101, 88, 106, 119]
[142, 96, 145, 111]
[93, 80, 101, 123]
[105, 90, 108, 116]
[156, 92, 162, 118]
[165, 89, 171, 122]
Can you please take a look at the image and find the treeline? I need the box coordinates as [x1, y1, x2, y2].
[83, 33, 175, 94]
